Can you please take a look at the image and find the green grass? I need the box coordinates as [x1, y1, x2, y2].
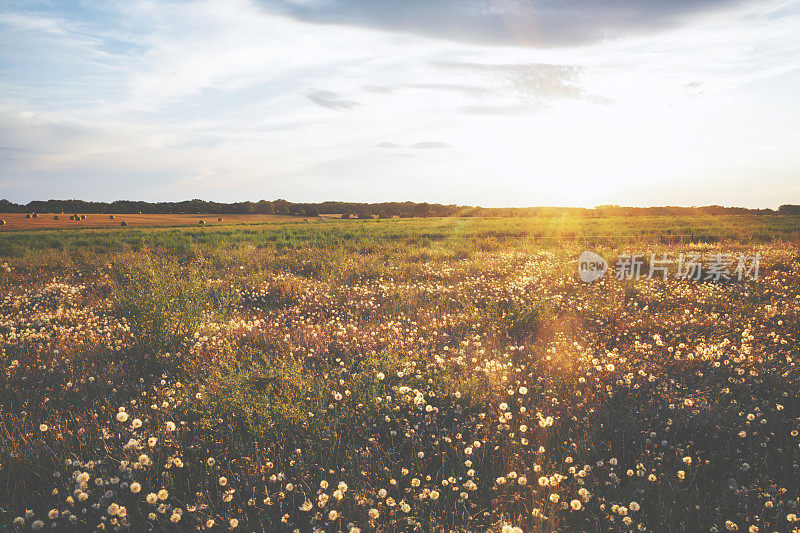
[2, 215, 799, 259]
[111, 257, 240, 354]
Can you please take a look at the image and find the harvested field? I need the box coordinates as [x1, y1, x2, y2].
[0, 213, 305, 231]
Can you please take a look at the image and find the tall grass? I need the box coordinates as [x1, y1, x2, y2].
[111, 256, 238, 354]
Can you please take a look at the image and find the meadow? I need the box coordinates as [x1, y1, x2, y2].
[1, 215, 799, 532]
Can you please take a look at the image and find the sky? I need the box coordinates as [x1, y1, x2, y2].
[0, 0, 799, 208]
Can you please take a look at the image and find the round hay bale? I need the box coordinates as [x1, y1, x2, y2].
[199, 219, 206, 225]
[25, 214, 31, 219]
[120, 221, 128, 226]
[0, 219, 5, 226]
[32, 213, 38, 218]
[109, 214, 115, 220]
[53, 215, 59, 220]
[217, 217, 223, 222]
[80, 215, 86, 220]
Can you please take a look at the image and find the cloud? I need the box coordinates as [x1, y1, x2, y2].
[375, 141, 451, 149]
[458, 105, 538, 116]
[410, 141, 450, 149]
[409, 83, 489, 97]
[259, 0, 746, 48]
[362, 85, 397, 94]
[433, 61, 604, 104]
[306, 89, 361, 110]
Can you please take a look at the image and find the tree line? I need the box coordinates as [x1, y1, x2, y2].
[0, 198, 796, 218]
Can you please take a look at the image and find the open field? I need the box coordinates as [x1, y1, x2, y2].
[0, 213, 304, 232]
[0, 215, 798, 259]
[1, 216, 800, 532]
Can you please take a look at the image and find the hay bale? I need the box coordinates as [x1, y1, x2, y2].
[80, 215, 86, 220]
[109, 214, 115, 219]
[32, 213, 38, 218]
[217, 217, 223, 222]
[120, 221, 128, 226]
[199, 220, 206, 225]
[53, 215, 59, 220]
[25, 214, 31, 219]
[0, 219, 5, 226]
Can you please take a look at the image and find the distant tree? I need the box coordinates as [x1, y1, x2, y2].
[273, 199, 291, 215]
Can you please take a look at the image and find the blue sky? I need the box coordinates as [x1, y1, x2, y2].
[1, 0, 799, 207]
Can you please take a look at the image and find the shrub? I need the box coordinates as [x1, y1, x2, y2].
[112, 257, 235, 353]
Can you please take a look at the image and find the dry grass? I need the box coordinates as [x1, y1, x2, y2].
[0, 213, 304, 232]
